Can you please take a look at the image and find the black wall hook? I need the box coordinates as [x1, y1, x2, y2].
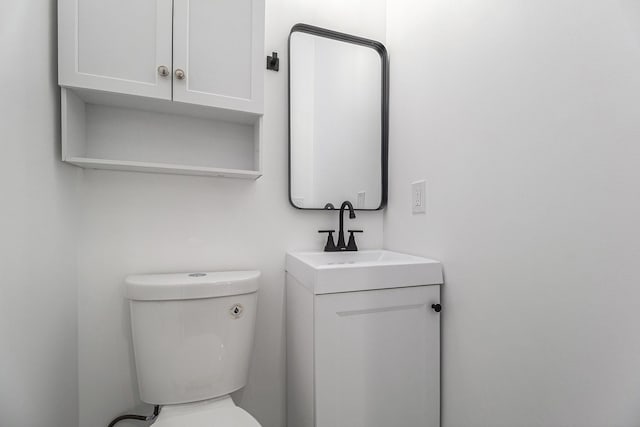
[267, 52, 279, 71]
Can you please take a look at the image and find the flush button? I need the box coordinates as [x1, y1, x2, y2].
[188, 273, 207, 277]
[230, 304, 244, 319]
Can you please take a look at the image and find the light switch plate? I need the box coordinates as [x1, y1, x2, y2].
[412, 180, 426, 214]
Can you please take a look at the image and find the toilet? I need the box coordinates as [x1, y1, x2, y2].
[125, 271, 262, 427]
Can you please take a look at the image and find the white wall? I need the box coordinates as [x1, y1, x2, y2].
[76, 1, 386, 427]
[385, 1, 640, 426]
[0, 1, 79, 427]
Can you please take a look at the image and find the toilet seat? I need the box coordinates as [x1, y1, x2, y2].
[151, 396, 260, 427]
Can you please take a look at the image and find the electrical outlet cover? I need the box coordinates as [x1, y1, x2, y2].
[411, 180, 426, 214]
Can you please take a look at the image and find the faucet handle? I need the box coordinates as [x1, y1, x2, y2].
[318, 230, 338, 252]
[346, 230, 363, 251]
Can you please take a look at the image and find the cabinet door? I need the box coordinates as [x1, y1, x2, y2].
[58, 0, 173, 99]
[172, 0, 264, 114]
[315, 286, 441, 427]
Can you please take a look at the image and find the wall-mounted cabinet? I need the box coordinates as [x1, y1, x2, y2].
[58, 0, 265, 178]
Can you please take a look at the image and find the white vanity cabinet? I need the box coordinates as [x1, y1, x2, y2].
[58, 0, 265, 178]
[286, 250, 443, 427]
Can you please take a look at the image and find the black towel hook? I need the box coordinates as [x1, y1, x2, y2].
[267, 52, 279, 71]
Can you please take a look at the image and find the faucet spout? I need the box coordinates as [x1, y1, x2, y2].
[337, 201, 356, 250]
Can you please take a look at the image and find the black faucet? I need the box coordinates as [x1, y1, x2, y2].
[336, 201, 355, 249]
[318, 201, 363, 252]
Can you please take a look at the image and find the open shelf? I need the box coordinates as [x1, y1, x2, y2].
[64, 157, 262, 179]
[61, 88, 263, 179]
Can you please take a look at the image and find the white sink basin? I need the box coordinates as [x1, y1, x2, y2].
[286, 250, 443, 294]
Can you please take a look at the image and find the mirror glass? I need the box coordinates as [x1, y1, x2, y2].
[289, 25, 388, 210]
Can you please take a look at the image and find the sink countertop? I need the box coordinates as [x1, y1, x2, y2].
[286, 250, 443, 294]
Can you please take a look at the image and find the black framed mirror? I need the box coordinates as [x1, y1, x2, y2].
[288, 24, 389, 210]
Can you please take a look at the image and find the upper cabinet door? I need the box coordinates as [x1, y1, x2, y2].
[172, 0, 265, 114]
[58, 0, 173, 99]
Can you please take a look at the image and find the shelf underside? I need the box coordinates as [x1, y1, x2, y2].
[66, 157, 262, 179]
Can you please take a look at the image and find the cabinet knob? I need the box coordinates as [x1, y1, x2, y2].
[157, 65, 169, 77]
[175, 69, 186, 80]
[431, 303, 442, 313]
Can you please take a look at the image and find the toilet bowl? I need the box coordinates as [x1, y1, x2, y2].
[152, 396, 260, 427]
[125, 271, 262, 426]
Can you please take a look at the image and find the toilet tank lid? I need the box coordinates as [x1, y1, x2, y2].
[125, 271, 260, 301]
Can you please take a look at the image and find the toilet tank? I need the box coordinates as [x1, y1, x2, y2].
[125, 271, 259, 405]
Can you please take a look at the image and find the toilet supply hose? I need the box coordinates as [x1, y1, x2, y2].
[107, 405, 161, 427]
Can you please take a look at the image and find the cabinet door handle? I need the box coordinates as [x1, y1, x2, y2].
[175, 68, 186, 80]
[431, 303, 442, 313]
[157, 65, 169, 77]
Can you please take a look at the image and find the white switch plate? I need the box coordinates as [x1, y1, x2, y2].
[412, 180, 426, 214]
[357, 191, 366, 209]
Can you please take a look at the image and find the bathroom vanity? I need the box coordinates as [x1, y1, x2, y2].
[285, 250, 443, 427]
